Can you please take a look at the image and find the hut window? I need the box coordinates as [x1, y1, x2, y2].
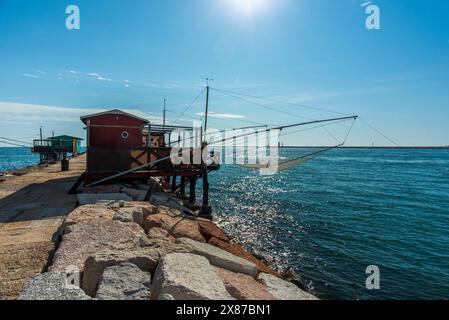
[121, 131, 129, 139]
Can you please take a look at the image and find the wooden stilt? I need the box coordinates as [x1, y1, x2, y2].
[171, 175, 177, 193]
[189, 177, 196, 203]
[200, 170, 212, 217]
[180, 176, 186, 196]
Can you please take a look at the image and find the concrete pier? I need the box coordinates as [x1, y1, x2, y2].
[0, 156, 85, 300]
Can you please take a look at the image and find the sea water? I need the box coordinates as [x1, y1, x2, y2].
[0, 147, 39, 172]
[208, 148, 449, 300]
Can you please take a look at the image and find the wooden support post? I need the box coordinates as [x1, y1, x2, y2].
[189, 177, 196, 203]
[180, 176, 186, 196]
[171, 175, 177, 193]
[201, 171, 211, 217]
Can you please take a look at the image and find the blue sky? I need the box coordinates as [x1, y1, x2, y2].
[0, 0, 448, 146]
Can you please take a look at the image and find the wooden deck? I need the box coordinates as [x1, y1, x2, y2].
[0, 155, 86, 300]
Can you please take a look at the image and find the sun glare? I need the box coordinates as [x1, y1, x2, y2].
[223, 0, 270, 18]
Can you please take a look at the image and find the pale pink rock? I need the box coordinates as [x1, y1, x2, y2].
[170, 219, 206, 243]
[143, 214, 206, 243]
[63, 205, 116, 228]
[214, 267, 276, 300]
[148, 227, 176, 241]
[143, 213, 176, 232]
[51, 220, 147, 273]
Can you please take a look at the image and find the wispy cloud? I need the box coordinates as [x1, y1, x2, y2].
[196, 112, 245, 119]
[69, 69, 111, 81]
[0, 101, 164, 124]
[97, 76, 112, 82]
[22, 73, 40, 79]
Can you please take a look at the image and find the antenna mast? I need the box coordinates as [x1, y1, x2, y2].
[163, 98, 166, 131]
[200, 77, 213, 218]
[202, 77, 213, 142]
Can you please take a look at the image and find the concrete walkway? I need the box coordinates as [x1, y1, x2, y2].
[0, 156, 85, 300]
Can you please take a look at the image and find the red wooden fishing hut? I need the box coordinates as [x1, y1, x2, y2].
[74, 109, 219, 215]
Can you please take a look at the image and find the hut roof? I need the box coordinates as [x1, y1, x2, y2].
[80, 109, 150, 124]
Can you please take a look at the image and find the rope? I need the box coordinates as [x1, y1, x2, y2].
[343, 118, 357, 144]
[360, 117, 400, 147]
[210, 87, 351, 117]
[212, 87, 400, 147]
[211, 87, 344, 144]
[0, 137, 32, 146]
[0, 140, 31, 148]
[171, 88, 205, 125]
[278, 118, 352, 139]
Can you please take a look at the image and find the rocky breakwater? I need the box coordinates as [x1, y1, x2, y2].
[18, 185, 318, 300]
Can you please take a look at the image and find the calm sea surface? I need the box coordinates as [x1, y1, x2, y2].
[1, 147, 448, 299]
[0, 147, 39, 172]
[208, 148, 449, 300]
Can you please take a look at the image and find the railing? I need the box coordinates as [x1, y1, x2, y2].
[32, 139, 73, 154]
[86, 146, 220, 174]
[33, 139, 67, 148]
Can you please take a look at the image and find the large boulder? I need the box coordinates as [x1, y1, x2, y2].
[115, 202, 157, 224]
[51, 220, 147, 273]
[170, 219, 206, 243]
[143, 214, 206, 243]
[128, 206, 151, 226]
[150, 193, 193, 215]
[96, 262, 152, 300]
[63, 205, 116, 228]
[18, 272, 92, 300]
[178, 238, 257, 277]
[113, 210, 133, 223]
[77, 193, 132, 206]
[82, 237, 190, 297]
[208, 237, 279, 276]
[197, 220, 230, 242]
[257, 273, 318, 300]
[148, 227, 176, 241]
[121, 188, 148, 201]
[156, 205, 181, 218]
[143, 213, 176, 231]
[214, 267, 276, 300]
[151, 253, 233, 300]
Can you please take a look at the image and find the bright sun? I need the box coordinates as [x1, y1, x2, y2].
[223, 0, 270, 17]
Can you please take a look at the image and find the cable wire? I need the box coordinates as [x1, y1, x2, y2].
[171, 88, 205, 125]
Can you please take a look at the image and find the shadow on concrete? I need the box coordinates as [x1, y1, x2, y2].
[0, 176, 79, 223]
